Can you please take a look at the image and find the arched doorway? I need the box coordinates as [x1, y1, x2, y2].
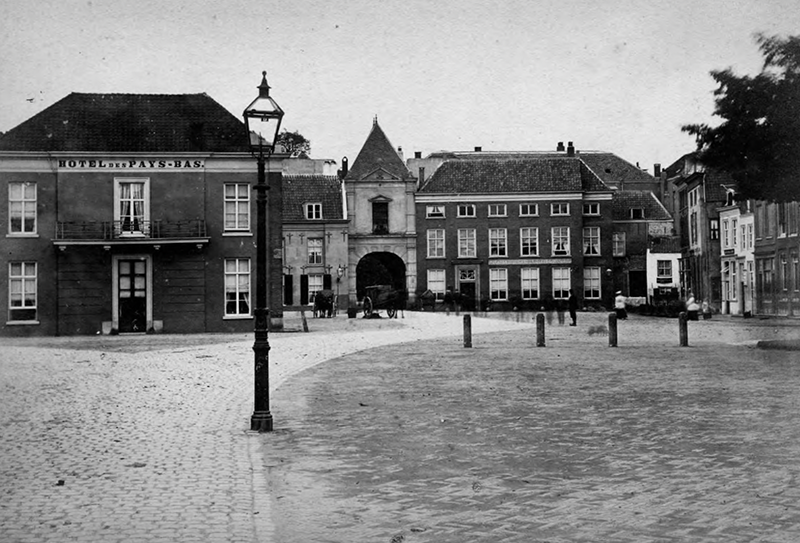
[356, 252, 406, 300]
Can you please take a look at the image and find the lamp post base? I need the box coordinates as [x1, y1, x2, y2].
[250, 412, 274, 432]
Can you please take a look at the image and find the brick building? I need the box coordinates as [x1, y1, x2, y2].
[414, 153, 614, 311]
[0, 92, 285, 336]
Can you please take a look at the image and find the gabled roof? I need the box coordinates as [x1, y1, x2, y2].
[578, 152, 657, 188]
[418, 157, 610, 194]
[345, 121, 412, 181]
[0, 92, 249, 153]
[282, 175, 344, 222]
[612, 190, 672, 221]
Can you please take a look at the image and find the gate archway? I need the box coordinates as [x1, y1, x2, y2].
[355, 252, 406, 301]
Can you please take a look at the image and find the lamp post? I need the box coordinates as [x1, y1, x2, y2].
[243, 71, 284, 432]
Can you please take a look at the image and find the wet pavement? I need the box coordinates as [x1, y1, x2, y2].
[2, 311, 800, 542]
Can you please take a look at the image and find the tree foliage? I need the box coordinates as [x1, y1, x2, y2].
[683, 34, 800, 202]
[276, 129, 311, 157]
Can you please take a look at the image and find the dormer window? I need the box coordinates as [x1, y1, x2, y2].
[305, 203, 322, 220]
[630, 208, 645, 219]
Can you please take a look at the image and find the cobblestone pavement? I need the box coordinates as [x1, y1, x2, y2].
[264, 313, 800, 543]
[0, 312, 527, 543]
[2, 311, 800, 542]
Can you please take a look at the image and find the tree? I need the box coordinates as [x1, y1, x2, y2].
[276, 129, 311, 157]
[682, 34, 800, 202]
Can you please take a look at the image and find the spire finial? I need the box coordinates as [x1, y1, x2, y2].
[373, 114, 378, 126]
[258, 71, 271, 98]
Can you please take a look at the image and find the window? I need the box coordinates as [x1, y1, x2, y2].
[458, 228, 476, 258]
[731, 262, 737, 300]
[551, 227, 570, 256]
[657, 260, 672, 283]
[9, 182, 36, 234]
[552, 267, 570, 299]
[709, 218, 719, 240]
[427, 229, 445, 258]
[426, 205, 445, 218]
[488, 204, 507, 217]
[224, 258, 250, 316]
[489, 228, 507, 257]
[305, 203, 322, 220]
[747, 224, 754, 248]
[779, 203, 788, 237]
[583, 202, 600, 216]
[612, 232, 626, 257]
[551, 203, 569, 216]
[116, 179, 148, 236]
[781, 253, 789, 291]
[427, 269, 446, 300]
[457, 204, 476, 218]
[583, 267, 601, 299]
[489, 268, 508, 300]
[8, 262, 37, 321]
[520, 227, 538, 257]
[741, 224, 747, 250]
[690, 212, 698, 244]
[630, 208, 645, 220]
[793, 252, 799, 292]
[521, 268, 539, 299]
[224, 183, 250, 231]
[372, 202, 389, 234]
[689, 187, 700, 207]
[519, 203, 539, 216]
[731, 219, 738, 248]
[583, 227, 600, 255]
[307, 238, 323, 264]
[722, 219, 730, 249]
[308, 274, 324, 302]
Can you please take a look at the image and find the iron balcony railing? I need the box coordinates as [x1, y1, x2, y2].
[55, 219, 208, 241]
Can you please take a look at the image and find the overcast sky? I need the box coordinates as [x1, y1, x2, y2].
[2, 0, 799, 172]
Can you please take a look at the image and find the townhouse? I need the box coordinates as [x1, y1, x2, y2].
[413, 152, 615, 311]
[0, 92, 285, 336]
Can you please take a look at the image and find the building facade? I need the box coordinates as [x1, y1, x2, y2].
[0, 92, 285, 336]
[414, 154, 615, 311]
[343, 119, 417, 305]
[753, 200, 800, 316]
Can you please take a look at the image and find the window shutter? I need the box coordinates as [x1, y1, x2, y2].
[300, 275, 309, 305]
[284, 274, 293, 305]
[323, 274, 332, 290]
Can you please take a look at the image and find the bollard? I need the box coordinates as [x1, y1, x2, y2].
[608, 312, 618, 347]
[301, 310, 309, 333]
[679, 311, 688, 347]
[536, 313, 545, 347]
[463, 314, 472, 348]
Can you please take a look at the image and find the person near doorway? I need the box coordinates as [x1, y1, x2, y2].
[614, 291, 628, 320]
[686, 293, 700, 321]
[568, 289, 578, 326]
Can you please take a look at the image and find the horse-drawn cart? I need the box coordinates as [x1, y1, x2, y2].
[362, 284, 404, 318]
[312, 289, 336, 318]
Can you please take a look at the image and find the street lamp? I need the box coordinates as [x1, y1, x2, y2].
[243, 71, 284, 432]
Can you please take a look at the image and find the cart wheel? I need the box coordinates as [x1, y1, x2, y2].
[387, 307, 397, 319]
[363, 297, 373, 317]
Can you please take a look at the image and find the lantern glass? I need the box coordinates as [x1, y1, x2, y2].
[243, 74, 284, 154]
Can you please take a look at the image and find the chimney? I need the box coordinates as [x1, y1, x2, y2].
[338, 156, 348, 179]
[414, 151, 422, 159]
[654, 163, 662, 178]
[474, 146, 482, 152]
[556, 141, 565, 152]
[567, 141, 575, 157]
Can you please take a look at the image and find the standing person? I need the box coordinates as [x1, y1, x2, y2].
[568, 289, 578, 326]
[686, 293, 700, 321]
[614, 291, 628, 320]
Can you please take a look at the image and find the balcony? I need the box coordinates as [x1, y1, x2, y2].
[54, 219, 209, 249]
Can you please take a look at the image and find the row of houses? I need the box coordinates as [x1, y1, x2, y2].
[1, 89, 788, 336]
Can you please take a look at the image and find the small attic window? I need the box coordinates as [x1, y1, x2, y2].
[305, 203, 322, 220]
[630, 208, 645, 219]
